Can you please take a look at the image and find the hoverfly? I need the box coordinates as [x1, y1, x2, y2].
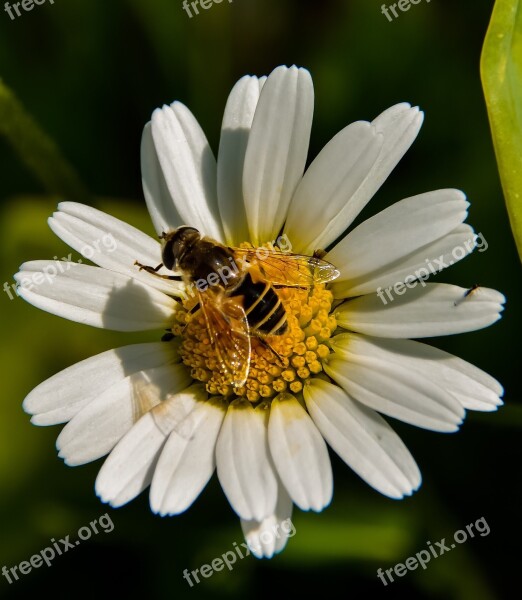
[135, 227, 340, 388]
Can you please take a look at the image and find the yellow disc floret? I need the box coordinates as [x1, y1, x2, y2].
[172, 285, 337, 403]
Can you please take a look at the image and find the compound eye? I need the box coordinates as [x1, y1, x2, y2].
[161, 240, 176, 271]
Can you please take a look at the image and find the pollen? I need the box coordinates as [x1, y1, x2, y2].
[173, 285, 337, 403]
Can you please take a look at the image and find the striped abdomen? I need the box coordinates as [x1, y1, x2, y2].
[232, 272, 288, 336]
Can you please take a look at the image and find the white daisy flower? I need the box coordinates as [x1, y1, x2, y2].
[16, 65, 505, 559]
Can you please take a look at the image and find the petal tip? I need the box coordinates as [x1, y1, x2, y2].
[29, 414, 45, 425]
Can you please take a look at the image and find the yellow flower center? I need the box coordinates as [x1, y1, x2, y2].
[171, 285, 337, 403]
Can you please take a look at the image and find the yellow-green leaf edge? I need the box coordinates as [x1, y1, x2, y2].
[481, 0, 522, 262]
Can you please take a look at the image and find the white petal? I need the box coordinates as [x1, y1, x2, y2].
[150, 396, 227, 516]
[243, 65, 314, 245]
[347, 103, 424, 227]
[216, 400, 278, 521]
[24, 342, 179, 425]
[150, 102, 224, 241]
[304, 379, 421, 498]
[241, 484, 294, 559]
[15, 262, 178, 331]
[218, 75, 266, 245]
[57, 363, 191, 466]
[95, 384, 205, 507]
[48, 202, 182, 296]
[331, 333, 503, 412]
[287, 103, 422, 251]
[332, 224, 476, 298]
[336, 283, 505, 338]
[327, 189, 470, 288]
[268, 393, 332, 511]
[324, 353, 465, 432]
[141, 122, 184, 235]
[284, 121, 383, 253]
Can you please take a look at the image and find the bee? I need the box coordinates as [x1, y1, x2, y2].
[135, 227, 340, 387]
[454, 284, 480, 307]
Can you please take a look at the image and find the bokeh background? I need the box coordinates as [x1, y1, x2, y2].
[0, 0, 520, 598]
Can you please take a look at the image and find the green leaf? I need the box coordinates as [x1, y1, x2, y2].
[481, 0, 522, 262]
[0, 79, 90, 204]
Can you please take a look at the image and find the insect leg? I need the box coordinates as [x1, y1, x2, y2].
[255, 336, 287, 368]
[273, 284, 307, 290]
[181, 302, 202, 334]
[134, 260, 182, 280]
[189, 302, 201, 314]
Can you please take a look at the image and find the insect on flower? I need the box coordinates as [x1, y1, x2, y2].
[454, 284, 481, 307]
[136, 226, 340, 387]
[15, 65, 505, 559]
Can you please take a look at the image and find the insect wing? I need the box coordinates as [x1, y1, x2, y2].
[198, 290, 251, 388]
[233, 248, 340, 287]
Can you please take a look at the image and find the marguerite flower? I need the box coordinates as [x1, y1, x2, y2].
[16, 65, 505, 559]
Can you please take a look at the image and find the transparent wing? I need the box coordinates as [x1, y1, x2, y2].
[232, 248, 340, 287]
[198, 290, 251, 388]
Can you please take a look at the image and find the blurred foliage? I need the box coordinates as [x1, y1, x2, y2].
[0, 1, 520, 599]
[0, 81, 90, 204]
[481, 0, 522, 262]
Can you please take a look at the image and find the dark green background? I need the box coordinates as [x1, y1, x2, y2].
[0, 0, 520, 599]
